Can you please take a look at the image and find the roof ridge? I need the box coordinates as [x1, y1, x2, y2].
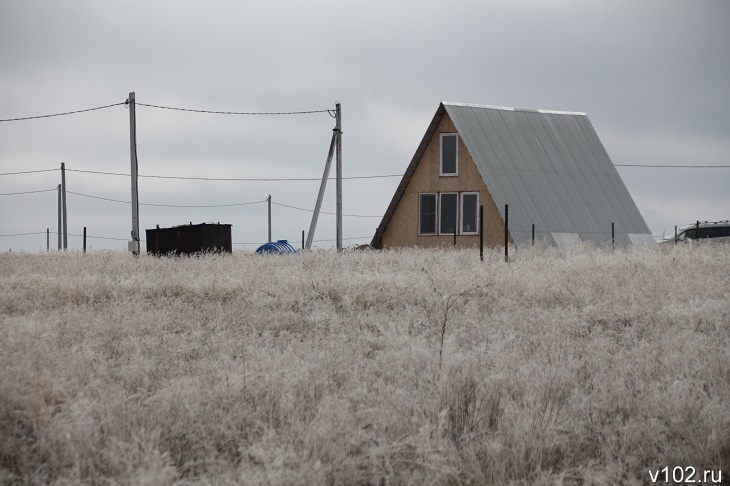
[442, 101, 585, 116]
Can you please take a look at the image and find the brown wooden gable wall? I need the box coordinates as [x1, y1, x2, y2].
[381, 113, 511, 249]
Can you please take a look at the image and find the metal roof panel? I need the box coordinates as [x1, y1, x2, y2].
[373, 102, 653, 247]
[443, 103, 652, 246]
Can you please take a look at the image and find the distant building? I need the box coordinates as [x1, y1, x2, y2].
[146, 223, 232, 255]
[372, 102, 654, 249]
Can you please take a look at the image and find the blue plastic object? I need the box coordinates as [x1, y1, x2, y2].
[255, 240, 299, 254]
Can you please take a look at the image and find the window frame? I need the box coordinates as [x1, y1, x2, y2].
[439, 192, 459, 235]
[460, 192, 480, 235]
[418, 193, 438, 236]
[440, 133, 458, 176]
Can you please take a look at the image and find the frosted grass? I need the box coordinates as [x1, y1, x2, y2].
[1, 244, 729, 484]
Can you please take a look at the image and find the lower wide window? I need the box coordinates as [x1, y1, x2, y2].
[418, 191, 479, 236]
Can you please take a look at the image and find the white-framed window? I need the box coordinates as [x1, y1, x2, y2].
[440, 133, 458, 176]
[419, 193, 437, 235]
[461, 192, 479, 235]
[439, 192, 458, 235]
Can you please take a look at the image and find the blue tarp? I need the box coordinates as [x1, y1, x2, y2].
[255, 240, 298, 254]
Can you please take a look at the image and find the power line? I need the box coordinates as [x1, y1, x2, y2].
[0, 231, 47, 237]
[0, 188, 56, 196]
[233, 236, 373, 245]
[615, 164, 730, 168]
[0, 169, 59, 176]
[65, 190, 380, 216]
[0, 99, 330, 123]
[64, 168, 401, 181]
[0, 229, 373, 245]
[0, 102, 126, 122]
[135, 102, 333, 116]
[66, 190, 268, 208]
[271, 201, 381, 218]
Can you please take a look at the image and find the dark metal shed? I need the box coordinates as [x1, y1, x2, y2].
[146, 223, 232, 255]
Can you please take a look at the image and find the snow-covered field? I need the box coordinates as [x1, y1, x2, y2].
[1, 244, 729, 484]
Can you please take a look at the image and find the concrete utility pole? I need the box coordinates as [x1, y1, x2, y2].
[128, 92, 140, 254]
[267, 194, 272, 243]
[57, 184, 62, 250]
[335, 102, 342, 251]
[61, 162, 67, 250]
[306, 103, 342, 250]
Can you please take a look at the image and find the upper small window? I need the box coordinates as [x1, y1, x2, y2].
[440, 133, 458, 176]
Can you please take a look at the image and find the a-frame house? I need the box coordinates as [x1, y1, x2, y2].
[371, 102, 654, 249]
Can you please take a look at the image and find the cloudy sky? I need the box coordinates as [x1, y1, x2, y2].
[1, 0, 728, 252]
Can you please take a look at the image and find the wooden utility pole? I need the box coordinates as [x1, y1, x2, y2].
[57, 184, 62, 250]
[128, 92, 140, 254]
[335, 102, 342, 251]
[61, 162, 67, 250]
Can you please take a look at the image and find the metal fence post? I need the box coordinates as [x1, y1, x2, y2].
[479, 205, 484, 262]
[504, 204, 509, 262]
[612, 222, 615, 250]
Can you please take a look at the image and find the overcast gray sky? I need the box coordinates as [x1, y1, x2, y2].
[1, 0, 728, 252]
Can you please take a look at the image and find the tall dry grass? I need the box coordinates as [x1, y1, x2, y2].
[1, 243, 729, 485]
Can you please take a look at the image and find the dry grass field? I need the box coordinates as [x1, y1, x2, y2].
[1, 244, 729, 485]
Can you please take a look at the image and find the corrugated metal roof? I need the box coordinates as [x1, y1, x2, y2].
[372, 102, 653, 248]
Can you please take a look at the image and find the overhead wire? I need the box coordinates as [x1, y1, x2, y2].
[63, 168, 402, 181]
[0, 102, 127, 122]
[0, 231, 47, 237]
[233, 236, 372, 245]
[135, 102, 332, 116]
[64, 190, 379, 216]
[0, 188, 57, 196]
[271, 201, 381, 218]
[3, 165, 727, 184]
[0, 169, 60, 176]
[66, 190, 268, 208]
[614, 164, 730, 168]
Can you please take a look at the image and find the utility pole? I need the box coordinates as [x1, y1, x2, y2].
[306, 104, 339, 250]
[128, 92, 140, 254]
[335, 102, 342, 251]
[57, 184, 62, 250]
[267, 194, 272, 242]
[61, 162, 67, 250]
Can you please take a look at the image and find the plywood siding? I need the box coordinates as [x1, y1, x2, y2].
[381, 114, 512, 249]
